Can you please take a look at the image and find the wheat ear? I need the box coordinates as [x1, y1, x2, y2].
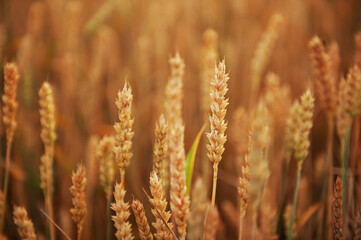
[207, 60, 229, 207]
[153, 114, 168, 179]
[332, 176, 343, 240]
[164, 52, 185, 190]
[13, 206, 37, 240]
[149, 171, 173, 240]
[131, 199, 153, 240]
[70, 164, 87, 240]
[39, 81, 56, 240]
[1, 62, 20, 232]
[289, 90, 314, 240]
[97, 135, 116, 200]
[169, 118, 189, 239]
[111, 183, 134, 240]
[114, 81, 134, 189]
[238, 155, 250, 240]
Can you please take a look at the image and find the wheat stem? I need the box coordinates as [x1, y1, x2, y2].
[341, 126, 351, 215]
[288, 164, 301, 240]
[106, 198, 111, 240]
[211, 163, 218, 207]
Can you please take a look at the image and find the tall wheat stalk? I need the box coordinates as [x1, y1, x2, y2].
[288, 90, 314, 240]
[207, 60, 229, 207]
[1, 63, 19, 233]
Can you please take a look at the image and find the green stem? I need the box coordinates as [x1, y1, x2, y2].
[341, 127, 351, 215]
[288, 164, 301, 240]
[106, 198, 111, 240]
[275, 152, 291, 234]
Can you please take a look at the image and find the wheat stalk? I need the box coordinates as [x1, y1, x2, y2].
[38, 81, 56, 240]
[131, 199, 153, 240]
[70, 163, 87, 240]
[289, 90, 314, 240]
[13, 206, 37, 240]
[114, 81, 134, 189]
[207, 60, 229, 207]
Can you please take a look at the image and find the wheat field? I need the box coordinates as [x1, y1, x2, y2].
[0, 0, 361, 239]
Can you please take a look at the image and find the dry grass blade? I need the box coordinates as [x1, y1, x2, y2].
[40, 208, 72, 240]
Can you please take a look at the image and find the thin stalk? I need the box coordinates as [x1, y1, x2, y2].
[77, 231, 82, 240]
[0, 140, 12, 233]
[288, 164, 301, 240]
[46, 193, 56, 240]
[211, 163, 219, 207]
[341, 127, 351, 215]
[238, 214, 243, 240]
[3, 141, 12, 200]
[275, 152, 291, 234]
[106, 198, 111, 240]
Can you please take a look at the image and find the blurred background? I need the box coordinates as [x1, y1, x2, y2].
[0, 0, 361, 239]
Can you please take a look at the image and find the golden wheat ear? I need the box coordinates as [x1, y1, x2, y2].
[13, 206, 37, 240]
[70, 163, 87, 240]
[332, 176, 343, 240]
[131, 199, 153, 240]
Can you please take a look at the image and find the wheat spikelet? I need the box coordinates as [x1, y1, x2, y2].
[250, 13, 283, 98]
[164, 53, 185, 190]
[97, 135, 116, 199]
[188, 178, 207, 240]
[169, 119, 189, 239]
[2, 62, 19, 144]
[201, 28, 218, 118]
[294, 90, 314, 165]
[308, 36, 336, 117]
[114, 81, 134, 187]
[149, 171, 173, 240]
[153, 114, 168, 179]
[285, 101, 300, 154]
[131, 199, 153, 240]
[333, 176, 343, 240]
[111, 183, 134, 240]
[13, 206, 36, 240]
[202, 205, 219, 240]
[70, 163, 87, 239]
